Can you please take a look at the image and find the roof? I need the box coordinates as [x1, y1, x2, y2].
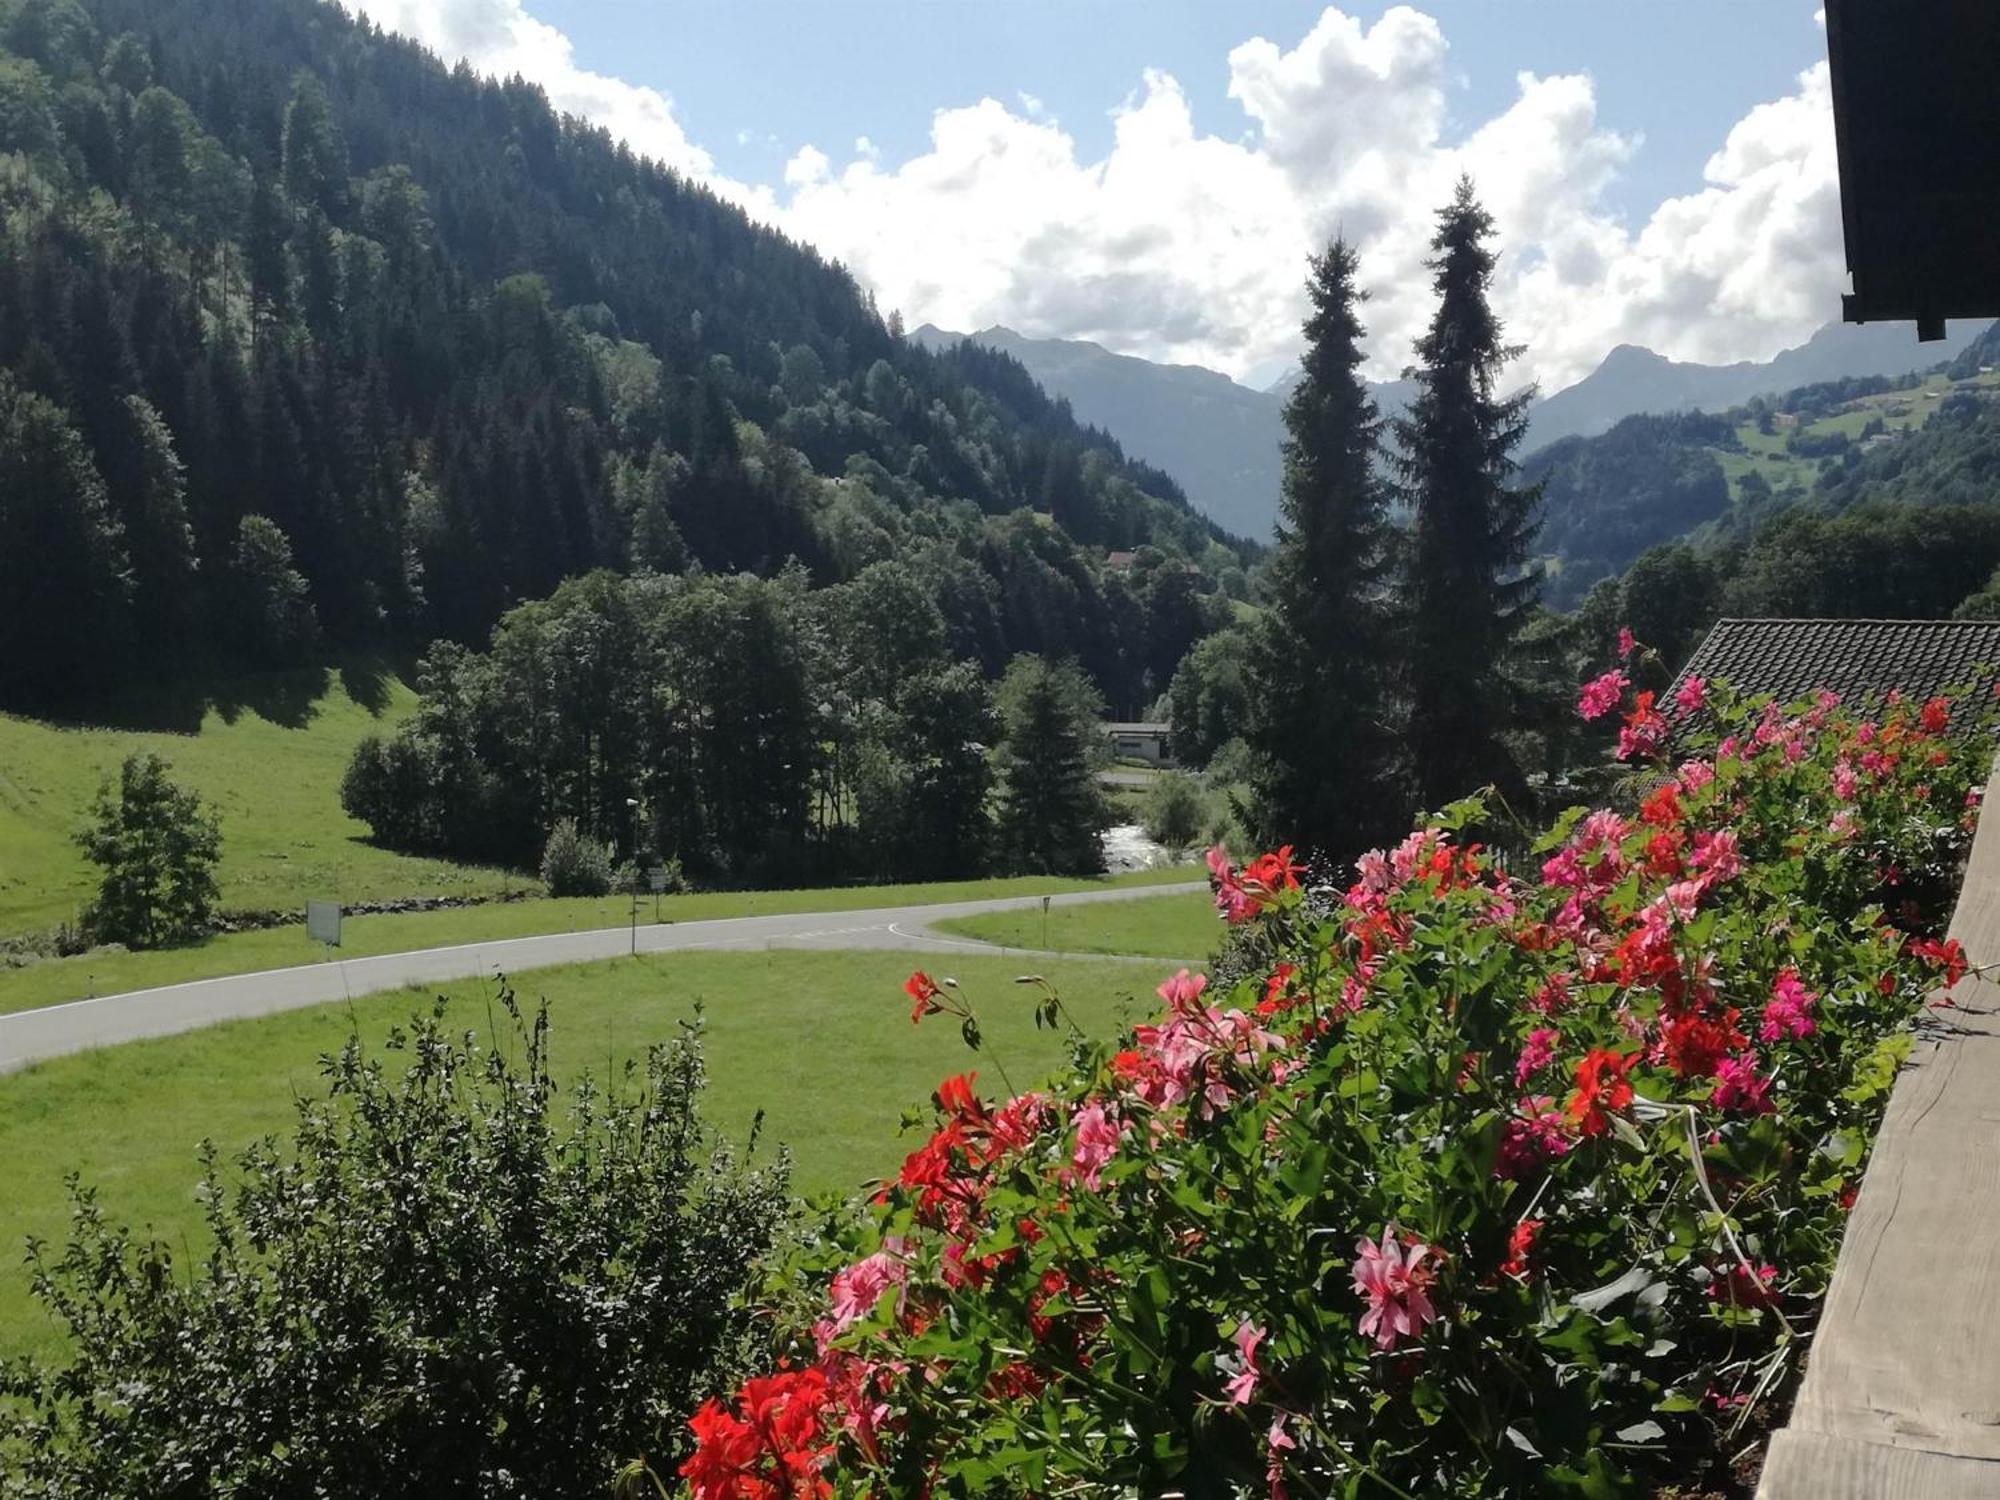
[1670, 619, 2000, 716]
[1104, 722, 1171, 736]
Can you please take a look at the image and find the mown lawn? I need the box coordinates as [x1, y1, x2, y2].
[0, 867, 1197, 1017]
[0, 661, 527, 937]
[0, 949, 1168, 1358]
[933, 889, 1219, 960]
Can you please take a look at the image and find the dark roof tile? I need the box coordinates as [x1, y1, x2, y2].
[1670, 619, 2000, 719]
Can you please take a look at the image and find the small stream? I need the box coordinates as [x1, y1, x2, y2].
[1101, 822, 1173, 872]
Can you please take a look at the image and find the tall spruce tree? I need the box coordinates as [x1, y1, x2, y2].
[1394, 179, 1541, 813]
[994, 654, 1111, 875]
[1244, 240, 1403, 861]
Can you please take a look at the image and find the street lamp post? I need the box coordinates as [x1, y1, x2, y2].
[626, 797, 641, 957]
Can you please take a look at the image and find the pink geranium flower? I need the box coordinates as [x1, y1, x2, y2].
[1711, 1053, 1773, 1114]
[1617, 626, 1637, 660]
[1760, 969, 1818, 1042]
[1071, 1102, 1125, 1189]
[1675, 675, 1707, 714]
[1157, 968, 1208, 1015]
[826, 1252, 905, 1335]
[1224, 1321, 1265, 1404]
[1514, 1027, 1559, 1086]
[1577, 668, 1628, 721]
[1352, 1225, 1439, 1351]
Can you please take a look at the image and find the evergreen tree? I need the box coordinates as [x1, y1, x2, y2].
[103, 393, 198, 647]
[993, 654, 1110, 875]
[0, 374, 131, 704]
[225, 513, 319, 666]
[1393, 180, 1541, 814]
[279, 71, 347, 221]
[1245, 240, 1403, 861]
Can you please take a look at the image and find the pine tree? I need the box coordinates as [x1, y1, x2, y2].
[994, 654, 1110, 875]
[1244, 239, 1403, 862]
[0, 374, 132, 704]
[1394, 179, 1541, 814]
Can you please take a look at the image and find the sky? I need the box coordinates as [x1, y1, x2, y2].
[346, 0, 1844, 394]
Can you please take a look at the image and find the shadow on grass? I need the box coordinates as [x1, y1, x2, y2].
[19, 657, 413, 735]
[338, 659, 399, 717]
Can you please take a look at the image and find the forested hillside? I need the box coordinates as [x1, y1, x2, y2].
[0, 0, 1248, 714]
[1528, 356, 2000, 607]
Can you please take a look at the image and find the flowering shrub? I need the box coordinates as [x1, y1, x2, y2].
[670, 672, 1989, 1498]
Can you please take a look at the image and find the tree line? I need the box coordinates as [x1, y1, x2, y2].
[340, 566, 1114, 884]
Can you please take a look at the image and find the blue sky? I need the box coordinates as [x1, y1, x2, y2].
[356, 1, 1848, 392]
[536, 2, 1826, 227]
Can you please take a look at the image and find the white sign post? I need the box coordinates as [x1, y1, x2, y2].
[306, 899, 342, 948]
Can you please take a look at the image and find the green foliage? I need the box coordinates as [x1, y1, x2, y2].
[0, 994, 792, 1497]
[73, 751, 220, 948]
[994, 655, 1112, 875]
[540, 815, 615, 897]
[684, 686, 1988, 1497]
[1165, 626, 1251, 770]
[1141, 771, 1208, 859]
[340, 569, 1003, 885]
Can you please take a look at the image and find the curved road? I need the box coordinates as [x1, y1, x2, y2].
[0, 882, 1205, 1075]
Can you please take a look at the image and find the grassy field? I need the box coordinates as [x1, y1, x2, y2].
[933, 889, 1218, 960]
[0, 866, 1197, 1017]
[0, 948, 1167, 1358]
[0, 662, 528, 937]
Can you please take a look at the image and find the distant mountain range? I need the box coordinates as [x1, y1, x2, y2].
[914, 320, 1991, 540]
[907, 324, 1312, 540]
[1526, 318, 1991, 452]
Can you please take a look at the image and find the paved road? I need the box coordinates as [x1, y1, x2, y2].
[0, 882, 1205, 1074]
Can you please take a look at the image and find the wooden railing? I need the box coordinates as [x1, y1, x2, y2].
[1759, 767, 2000, 1495]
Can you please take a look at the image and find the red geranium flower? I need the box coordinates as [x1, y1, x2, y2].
[905, 970, 944, 1024]
[1565, 1048, 1635, 1137]
[1499, 1218, 1543, 1279]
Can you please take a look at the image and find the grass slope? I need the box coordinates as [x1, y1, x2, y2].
[0, 949, 1165, 1357]
[0, 867, 1197, 1017]
[933, 890, 1218, 960]
[0, 662, 526, 937]
[1717, 369, 2000, 504]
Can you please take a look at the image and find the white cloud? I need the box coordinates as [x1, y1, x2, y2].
[772, 11, 1843, 393]
[345, 0, 1844, 394]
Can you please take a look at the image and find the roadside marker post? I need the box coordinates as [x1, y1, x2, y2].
[306, 899, 342, 954]
[307, 899, 349, 1000]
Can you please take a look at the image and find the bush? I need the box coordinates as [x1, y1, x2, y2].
[73, 751, 221, 948]
[1142, 771, 1209, 858]
[0, 993, 791, 1498]
[665, 679, 1987, 1497]
[541, 816, 615, 896]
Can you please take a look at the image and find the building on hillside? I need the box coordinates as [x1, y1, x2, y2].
[1669, 618, 2000, 724]
[1104, 550, 1139, 572]
[1104, 721, 1174, 766]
